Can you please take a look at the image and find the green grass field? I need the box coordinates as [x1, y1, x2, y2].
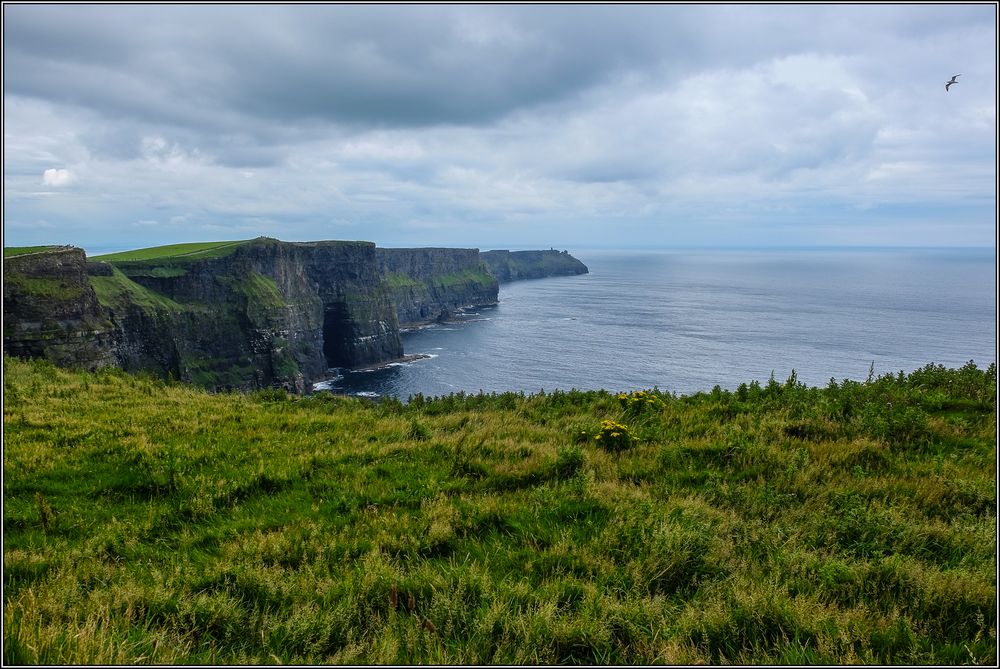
[2, 356, 996, 664]
[92, 240, 249, 262]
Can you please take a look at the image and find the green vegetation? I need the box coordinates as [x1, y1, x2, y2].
[383, 269, 493, 291]
[2, 273, 85, 301]
[89, 266, 184, 312]
[3, 357, 995, 665]
[432, 268, 495, 289]
[147, 266, 189, 278]
[93, 240, 249, 263]
[221, 272, 286, 309]
[182, 354, 258, 390]
[3, 246, 59, 258]
[381, 272, 423, 289]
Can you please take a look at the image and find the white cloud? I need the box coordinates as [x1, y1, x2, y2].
[42, 167, 73, 186]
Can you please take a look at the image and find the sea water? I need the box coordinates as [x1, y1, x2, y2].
[324, 248, 997, 399]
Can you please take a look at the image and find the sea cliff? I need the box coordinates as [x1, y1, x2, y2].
[376, 247, 498, 327]
[3, 238, 587, 391]
[481, 249, 589, 283]
[3, 247, 117, 370]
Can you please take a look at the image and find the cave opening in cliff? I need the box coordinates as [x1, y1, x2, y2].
[322, 301, 354, 368]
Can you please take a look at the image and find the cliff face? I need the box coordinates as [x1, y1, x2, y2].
[376, 248, 499, 327]
[481, 249, 589, 283]
[104, 239, 402, 390]
[3, 248, 117, 370]
[3, 239, 587, 391]
[293, 240, 402, 368]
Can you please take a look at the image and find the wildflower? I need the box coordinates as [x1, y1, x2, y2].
[595, 419, 633, 452]
[618, 390, 665, 417]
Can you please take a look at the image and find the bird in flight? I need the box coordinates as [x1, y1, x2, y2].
[945, 74, 961, 91]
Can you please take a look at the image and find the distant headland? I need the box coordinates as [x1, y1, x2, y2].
[3, 238, 588, 392]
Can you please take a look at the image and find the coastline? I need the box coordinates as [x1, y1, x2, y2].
[350, 353, 432, 372]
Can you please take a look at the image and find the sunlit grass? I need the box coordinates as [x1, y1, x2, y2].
[3, 246, 59, 258]
[91, 240, 249, 262]
[3, 356, 995, 664]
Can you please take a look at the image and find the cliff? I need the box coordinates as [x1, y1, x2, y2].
[3, 239, 588, 391]
[95, 238, 403, 391]
[376, 247, 498, 327]
[481, 249, 589, 283]
[3, 247, 117, 370]
[4, 239, 403, 392]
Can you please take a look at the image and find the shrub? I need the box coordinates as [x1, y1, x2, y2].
[553, 445, 585, 479]
[617, 390, 665, 417]
[594, 420, 633, 452]
[253, 387, 290, 402]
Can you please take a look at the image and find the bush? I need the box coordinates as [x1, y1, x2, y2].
[253, 387, 289, 402]
[595, 419, 634, 452]
[617, 390, 665, 418]
[553, 445, 585, 479]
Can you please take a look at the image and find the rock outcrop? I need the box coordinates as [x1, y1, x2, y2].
[481, 249, 589, 283]
[4, 238, 588, 391]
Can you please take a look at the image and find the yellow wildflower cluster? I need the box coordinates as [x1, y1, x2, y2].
[595, 419, 633, 451]
[617, 390, 665, 416]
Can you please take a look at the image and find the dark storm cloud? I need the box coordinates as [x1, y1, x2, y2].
[4, 3, 991, 132]
[7, 3, 982, 132]
[3, 3, 995, 250]
[4, 4, 688, 130]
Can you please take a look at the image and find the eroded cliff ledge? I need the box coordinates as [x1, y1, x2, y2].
[3, 238, 587, 391]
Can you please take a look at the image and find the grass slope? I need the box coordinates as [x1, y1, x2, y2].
[92, 240, 249, 263]
[2, 357, 996, 665]
[89, 266, 185, 312]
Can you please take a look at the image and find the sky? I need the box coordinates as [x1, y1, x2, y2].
[2, 3, 997, 254]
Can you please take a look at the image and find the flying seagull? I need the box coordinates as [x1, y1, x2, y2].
[945, 74, 961, 91]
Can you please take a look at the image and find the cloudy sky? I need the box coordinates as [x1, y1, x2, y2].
[3, 3, 996, 253]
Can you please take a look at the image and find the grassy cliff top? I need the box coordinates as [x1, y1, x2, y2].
[92, 240, 251, 262]
[3, 356, 995, 665]
[91, 238, 377, 265]
[4, 245, 63, 258]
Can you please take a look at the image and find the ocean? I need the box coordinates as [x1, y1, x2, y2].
[322, 248, 997, 399]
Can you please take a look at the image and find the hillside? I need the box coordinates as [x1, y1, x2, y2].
[3, 356, 995, 665]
